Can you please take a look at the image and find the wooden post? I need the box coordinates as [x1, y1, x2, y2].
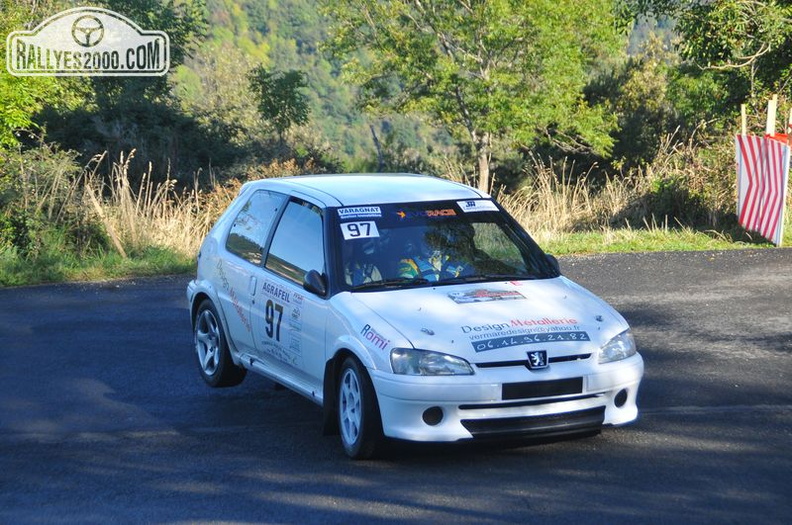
[765, 94, 777, 136]
[788, 108, 792, 145]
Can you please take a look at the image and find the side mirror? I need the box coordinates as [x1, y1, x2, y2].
[546, 254, 560, 274]
[303, 269, 327, 297]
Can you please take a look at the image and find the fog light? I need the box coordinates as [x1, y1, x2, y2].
[614, 389, 628, 408]
[422, 406, 443, 426]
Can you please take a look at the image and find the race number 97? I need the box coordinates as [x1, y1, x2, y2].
[340, 221, 379, 240]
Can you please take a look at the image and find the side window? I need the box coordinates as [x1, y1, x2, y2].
[226, 190, 286, 265]
[266, 199, 324, 283]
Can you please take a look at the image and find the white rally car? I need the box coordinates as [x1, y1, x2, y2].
[187, 174, 643, 458]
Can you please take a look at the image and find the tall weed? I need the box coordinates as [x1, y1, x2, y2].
[84, 150, 234, 258]
[500, 128, 752, 245]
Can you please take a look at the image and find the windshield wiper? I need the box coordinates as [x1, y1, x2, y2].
[437, 274, 539, 284]
[350, 277, 431, 290]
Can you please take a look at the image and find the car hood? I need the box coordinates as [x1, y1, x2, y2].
[348, 277, 626, 362]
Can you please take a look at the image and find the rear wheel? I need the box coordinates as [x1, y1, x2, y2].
[194, 299, 246, 387]
[338, 356, 383, 459]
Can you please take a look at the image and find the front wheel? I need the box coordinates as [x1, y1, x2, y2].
[193, 299, 246, 387]
[338, 357, 383, 459]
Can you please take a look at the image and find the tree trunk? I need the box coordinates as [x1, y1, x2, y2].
[369, 124, 384, 172]
[476, 132, 491, 193]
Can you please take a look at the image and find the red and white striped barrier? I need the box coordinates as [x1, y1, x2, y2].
[735, 133, 790, 246]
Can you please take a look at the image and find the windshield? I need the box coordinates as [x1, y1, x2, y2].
[334, 199, 558, 290]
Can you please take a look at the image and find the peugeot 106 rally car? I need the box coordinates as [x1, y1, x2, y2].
[187, 173, 644, 458]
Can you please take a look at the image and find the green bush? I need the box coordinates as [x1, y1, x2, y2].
[643, 175, 711, 225]
[0, 143, 110, 259]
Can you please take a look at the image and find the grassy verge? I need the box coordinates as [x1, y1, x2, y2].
[0, 245, 195, 287]
[538, 226, 778, 256]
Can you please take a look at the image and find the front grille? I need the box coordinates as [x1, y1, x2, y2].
[502, 377, 583, 400]
[461, 406, 605, 439]
[475, 353, 591, 369]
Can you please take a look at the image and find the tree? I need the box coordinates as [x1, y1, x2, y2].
[622, 0, 792, 101]
[0, 0, 79, 148]
[248, 66, 311, 147]
[322, 0, 623, 191]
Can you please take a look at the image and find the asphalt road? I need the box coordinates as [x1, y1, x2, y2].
[1, 249, 790, 524]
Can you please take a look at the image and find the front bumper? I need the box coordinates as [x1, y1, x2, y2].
[370, 354, 644, 442]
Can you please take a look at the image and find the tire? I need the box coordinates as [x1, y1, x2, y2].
[193, 299, 246, 388]
[338, 356, 383, 459]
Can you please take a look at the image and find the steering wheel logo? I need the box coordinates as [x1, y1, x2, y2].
[71, 15, 104, 47]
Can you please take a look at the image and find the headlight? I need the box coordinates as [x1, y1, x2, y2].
[390, 348, 474, 376]
[598, 329, 637, 364]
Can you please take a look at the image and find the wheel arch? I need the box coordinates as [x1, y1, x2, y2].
[324, 344, 384, 436]
[191, 292, 247, 388]
[189, 285, 244, 364]
[322, 348, 355, 436]
[190, 291, 213, 327]
[189, 281, 223, 327]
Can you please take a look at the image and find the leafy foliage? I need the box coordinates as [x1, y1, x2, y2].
[0, 144, 108, 257]
[322, 0, 624, 189]
[622, 0, 792, 101]
[248, 67, 311, 144]
[0, 0, 84, 147]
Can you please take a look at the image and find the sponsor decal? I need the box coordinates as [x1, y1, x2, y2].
[462, 318, 585, 347]
[289, 292, 303, 330]
[472, 331, 590, 352]
[288, 331, 302, 356]
[361, 323, 390, 350]
[338, 206, 381, 219]
[258, 340, 301, 367]
[261, 280, 291, 303]
[448, 289, 525, 304]
[215, 260, 251, 333]
[511, 317, 579, 327]
[6, 7, 169, 76]
[462, 318, 580, 334]
[396, 208, 457, 220]
[457, 199, 499, 213]
[461, 323, 512, 334]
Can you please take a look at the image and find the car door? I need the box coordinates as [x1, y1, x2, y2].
[219, 189, 287, 356]
[252, 197, 329, 398]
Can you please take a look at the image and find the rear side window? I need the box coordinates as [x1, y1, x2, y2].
[226, 190, 286, 265]
[266, 199, 324, 283]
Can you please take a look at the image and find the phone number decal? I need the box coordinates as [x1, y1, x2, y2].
[472, 331, 590, 352]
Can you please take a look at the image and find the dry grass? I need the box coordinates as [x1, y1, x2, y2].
[498, 129, 749, 246]
[82, 151, 238, 258]
[77, 154, 343, 259]
[76, 131, 786, 261]
[498, 154, 639, 244]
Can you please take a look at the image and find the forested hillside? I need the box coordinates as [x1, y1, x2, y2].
[170, 0, 448, 176]
[174, 0, 367, 168]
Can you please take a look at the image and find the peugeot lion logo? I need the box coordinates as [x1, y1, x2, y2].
[527, 350, 548, 370]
